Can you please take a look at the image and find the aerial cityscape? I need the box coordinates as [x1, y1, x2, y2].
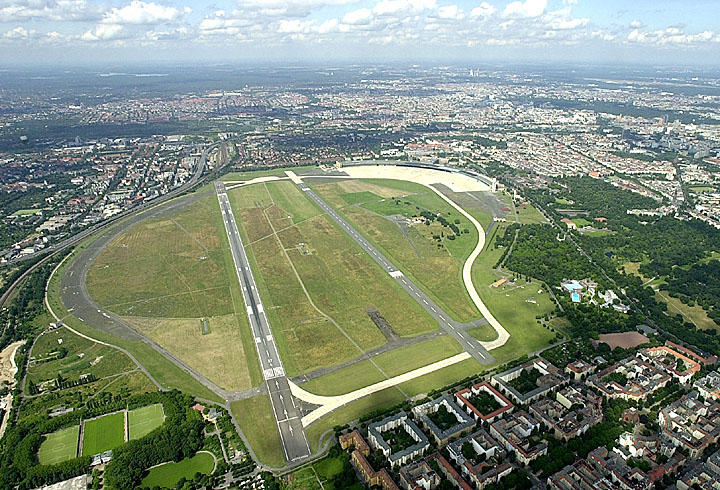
[2, 1, 720, 490]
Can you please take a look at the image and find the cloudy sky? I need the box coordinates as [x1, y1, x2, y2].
[1, 0, 719, 65]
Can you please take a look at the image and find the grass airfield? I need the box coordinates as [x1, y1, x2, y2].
[83, 167, 557, 465]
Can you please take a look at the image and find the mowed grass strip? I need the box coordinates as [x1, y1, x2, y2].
[128, 404, 164, 440]
[266, 180, 322, 223]
[141, 452, 215, 488]
[38, 426, 80, 465]
[82, 412, 126, 456]
[372, 336, 463, 377]
[300, 360, 386, 396]
[339, 191, 383, 205]
[231, 396, 285, 468]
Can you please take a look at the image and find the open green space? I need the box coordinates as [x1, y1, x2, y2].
[37, 426, 79, 465]
[471, 225, 556, 365]
[230, 395, 285, 468]
[28, 326, 136, 390]
[398, 357, 482, 397]
[690, 186, 715, 193]
[373, 336, 463, 377]
[46, 194, 231, 403]
[287, 467, 323, 490]
[129, 404, 164, 440]
[310, 178, 480, 323]
[140, 451, 215, 488]
[11, 208, 41, 216]
[655, 289, 719, 332]
[87, 194, 233, 319]
[468, 324, 499, 342]
[301, 360, 385, 396]
[339, 191, 383, 205]
[82, 412, 126, 456]
[572, 218, 592, 227]
[228, 181, 439, 376]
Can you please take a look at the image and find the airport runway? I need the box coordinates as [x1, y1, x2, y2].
[294, 180, 495, 365]
[215, 181, 311, 463]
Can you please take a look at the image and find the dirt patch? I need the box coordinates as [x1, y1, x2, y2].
[596, 332, 649, 350]
[364, 306, 398, 342]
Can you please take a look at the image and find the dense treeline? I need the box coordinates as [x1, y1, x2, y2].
[0, 253, 67, 352]
[498, 176, 720, 355]
[498, 223, 606, 288]
[104, 391, 205, 489]
[663, 260, 720, 324]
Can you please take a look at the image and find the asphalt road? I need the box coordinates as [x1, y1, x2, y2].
[215, 181, 311, 463]
[297, 180, 495, 365]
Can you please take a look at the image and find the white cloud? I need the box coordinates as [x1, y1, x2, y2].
[81, 23, 124, 41]
[342, 8, 373, 25]
[373, 0, 436, 15]
[0, 0, 99, 22]
[627, 27, 717, 46]
[2, 26, 30, 39]
[102, 1, 188, 25]
[470, 2, 496, 17]
[435, 5, 465, 20]
[503, 0, 546, 18]
[550, 17, 587, 30]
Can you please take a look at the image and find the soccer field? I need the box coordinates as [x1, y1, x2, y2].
[128, 404, 164, 440]
[38, 425, 80, 465]
[82, 412, 126, 456]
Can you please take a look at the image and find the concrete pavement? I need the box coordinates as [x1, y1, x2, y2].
[215, 181, 311, 463]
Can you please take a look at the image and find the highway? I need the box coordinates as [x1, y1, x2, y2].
[295, 180, 494, 365]
[215, 181, 311, 463]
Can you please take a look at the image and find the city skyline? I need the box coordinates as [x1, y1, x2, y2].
[1, 0, 720, 65]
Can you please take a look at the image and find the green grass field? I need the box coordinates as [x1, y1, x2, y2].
[572, 218, 592, 227]
[228, 181, 439, 376]
[81, 412, 126, 456]
[28, 326, 136, 389]
[38, 426, 79, 465]
[310, 179, 480, 323]
[230, 396, 285, 468]
[87, 195, 233, 319]
[141, 451, 215, 488]
[305, 387, 405, 451]
[11, 208, 41, 216]
[287, 467, 323, 490]
[46, 199, 226, 403]
[129, 404, 164, 440]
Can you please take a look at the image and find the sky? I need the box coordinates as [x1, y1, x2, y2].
[1, 0, 719, 66]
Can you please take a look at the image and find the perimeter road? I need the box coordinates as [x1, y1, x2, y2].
[287, 172, 494, 365]
[215, 181, 311, 463]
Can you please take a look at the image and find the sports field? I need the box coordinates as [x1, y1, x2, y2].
[140, 451, 215, 488]
[128, 404, 164, 440]
[227, 181, 439, 376]
[38, 425, 79, 465]
[309, 179, 481, 323]
[81, 412, 126, 456]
